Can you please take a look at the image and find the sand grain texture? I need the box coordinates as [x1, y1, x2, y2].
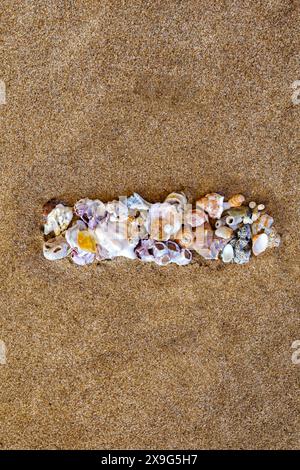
[0, 0, 299, 449]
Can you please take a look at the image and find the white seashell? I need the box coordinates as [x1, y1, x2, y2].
[126, 193, 151, 211]
[164, 192, 187, 207]
[221, 244, 234, 263]
[95, 219, 138, 259]
[43, 236, 70, 261]
[106, 200, 129, 222]
[252, 233, 268, 256]
[243, 216, 253, 224]
[44, 204, 73, 236]
[257, 204, 265, 211]
[249, 201, 256, 209]
[196, 193, 224, 219]
[215, 226, 233, 239]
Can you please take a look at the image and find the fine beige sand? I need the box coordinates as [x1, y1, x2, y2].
[0, 1, 300, 449]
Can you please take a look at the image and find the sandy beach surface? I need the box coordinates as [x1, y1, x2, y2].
[0, 1, 299, 449]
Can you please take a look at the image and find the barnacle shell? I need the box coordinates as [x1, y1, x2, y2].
[221, 244, 234, 263]
[43, 235, 70, 260]
[173, 248, 192, 265]
[152, 241, 169, 259]
[154, 253, 172, 266]
[228, 194, 245, 208]
[196, 193, 224, 219]
[164, 192, 187, 208]
[174, 226, 194, 249]
[135, 239, 155, 262]
[43, 203, 73, 236]
[147, 203, 182, 241]
[215, 226, 233, 239]
[65, 220, 97, 263]
[43, 198, 65, 217]
[252, 233, 268, 256]
[165, 240, 181, 260]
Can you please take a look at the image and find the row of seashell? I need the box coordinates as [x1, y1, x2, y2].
[42, 192, 281, 266]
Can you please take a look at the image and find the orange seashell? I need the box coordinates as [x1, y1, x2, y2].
[228, 194, 245, 208]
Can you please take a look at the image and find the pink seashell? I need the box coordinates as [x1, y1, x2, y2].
[196, 193, 224, 219]
[185, 208, 207, 227]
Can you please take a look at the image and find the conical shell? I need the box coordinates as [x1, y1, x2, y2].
[228, 194, 245, 208]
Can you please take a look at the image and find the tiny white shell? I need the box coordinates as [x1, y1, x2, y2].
[243, 216, 253, 224]
[226, 215, 243, 226]
[221, 244, 234, 263]
[252, 233, 268, 256]
[249, 201, 256, 209]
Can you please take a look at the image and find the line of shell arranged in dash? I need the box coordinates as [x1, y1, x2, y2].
[42, 192, 281, 266]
